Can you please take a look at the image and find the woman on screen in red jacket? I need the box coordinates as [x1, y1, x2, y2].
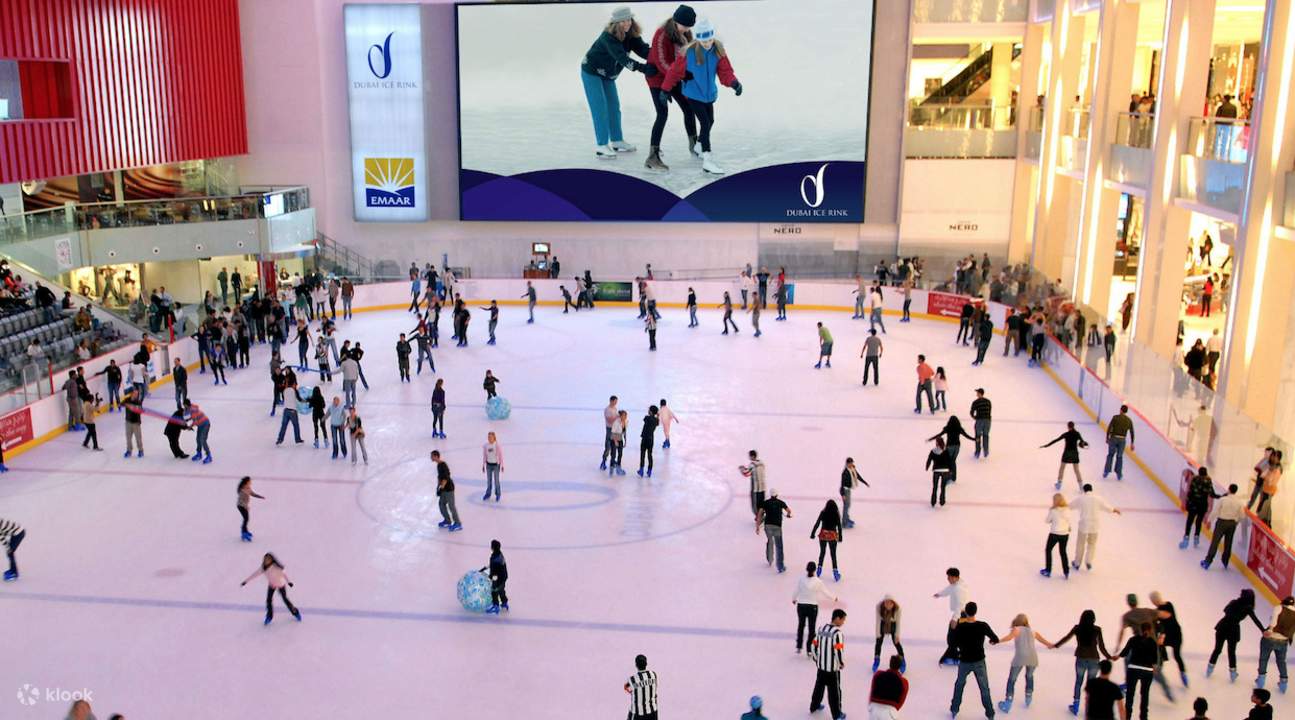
[643, 5, 698, 173]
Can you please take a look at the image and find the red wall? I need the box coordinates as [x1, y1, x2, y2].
[0, 0, 248, 184]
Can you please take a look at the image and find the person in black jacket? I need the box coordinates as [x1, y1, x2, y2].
[163, 407, 190, 459]
[1043, 421, 1088, 490]
[1118, 622, 1167, 720]
[1180, 467, 1223, 549]
[1206, 588, 1265, 681]
[927, 437, 953, 507]
[483, 539, 508, 614]
[839, 457, 869, 528]
[957, 301, 974, 345]
[928, 416, 975, 483]
[637, 405, 659, 477]
[949, 602, 999, 718]
[581, 7, 655, 158]
[810, 500, 844, 582]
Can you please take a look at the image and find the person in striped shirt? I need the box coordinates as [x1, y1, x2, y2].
[624, 654, 658, 720]
[2, 517, 26, 581]
[809, 608, 849, 719]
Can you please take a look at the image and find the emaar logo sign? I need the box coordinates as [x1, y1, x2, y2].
[368, 32, 394, 79]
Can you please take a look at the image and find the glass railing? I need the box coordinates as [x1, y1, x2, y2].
[913, 0, 1028, 23]
[1065, 107, 1091, 140]
[907, 104, 1017, 130]
[1185, 116, 1250, 163]
[1019, 272, 1295, 549]
[0, 186, 310, 245]
[1029, 105, 1045, 132]
[1114, 112, 1156, 149]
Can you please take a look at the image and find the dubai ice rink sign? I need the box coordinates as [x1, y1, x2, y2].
[345, 4, 428, 222]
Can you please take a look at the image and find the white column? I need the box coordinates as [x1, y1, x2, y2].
[1007, 22, 1046, 264]
[1132, 0, 1216, 357]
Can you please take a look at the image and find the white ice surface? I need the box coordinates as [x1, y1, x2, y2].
[1, 304, 1286, 719]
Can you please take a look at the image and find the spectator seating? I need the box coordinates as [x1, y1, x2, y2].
[0, 306, 129, 389]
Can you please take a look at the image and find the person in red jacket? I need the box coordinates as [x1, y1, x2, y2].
[644, 5, 698, 172]
[868, 654, 909, 719]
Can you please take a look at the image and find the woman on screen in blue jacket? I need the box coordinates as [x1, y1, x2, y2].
[660, 17, 742, 176]
[580, 6, 655, 159]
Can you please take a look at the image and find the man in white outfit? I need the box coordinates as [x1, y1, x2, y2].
[1070, 483, 1121, 571]
[934, 567, 969, 665]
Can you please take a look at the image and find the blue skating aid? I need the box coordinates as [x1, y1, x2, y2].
[296, 386, 314, 415]
[457, 570, 494, 613]
[486, 396, 511, 420]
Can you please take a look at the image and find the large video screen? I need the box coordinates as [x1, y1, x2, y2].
[457, 0, 874, 222]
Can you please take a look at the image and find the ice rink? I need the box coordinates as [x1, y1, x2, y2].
[2, 302, 1286, 719]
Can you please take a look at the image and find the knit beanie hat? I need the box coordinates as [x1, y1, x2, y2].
[673, 5, 697, 27]
[693, 17, 715, 41]
[610, 6, 633, 23]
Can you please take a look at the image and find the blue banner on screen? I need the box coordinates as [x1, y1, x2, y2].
[456, 0, 874, 222]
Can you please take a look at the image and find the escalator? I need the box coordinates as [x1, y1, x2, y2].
[918, 43, 1022, 108]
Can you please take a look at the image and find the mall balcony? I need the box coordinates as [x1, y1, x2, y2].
[1176, 117, 1250, 220]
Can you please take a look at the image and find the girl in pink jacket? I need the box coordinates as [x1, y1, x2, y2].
[241, 552, 301, 625]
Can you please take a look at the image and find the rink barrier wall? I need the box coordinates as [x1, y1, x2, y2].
[1036, 333, 1292, 604]
[0, 337, 200, 461]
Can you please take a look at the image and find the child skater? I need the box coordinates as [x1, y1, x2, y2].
[483, 539, 509, 614]
[483, 370, 501, 400]
[240, 552, 301, 625]
[314, 340, 331, 383]
[660, 17, 742, 175]
[933, 367, 948, 411]
[658, 398, 680, 449]
[237, 476, 264, 542]
[610, 409, 628, 476]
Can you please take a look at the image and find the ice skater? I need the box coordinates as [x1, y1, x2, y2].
[933, 367, 948, 410]
[814, 323, 833, 368]
[184, 400, 212, 464]
[1050, 609, 1112, 715]
[483, 539, 509, 614]
[867, 285, 886, 334]
[643, 5, 699, 172]
[348, 406, 368, 466]
[686, 287, 698, 327]
[1102, 405, 1135, 480]
[755, 489, 790, 573]
[522, 283, 536, 324]
[927, 437, 953, 507]
[719, 291, 739, 334]
[80, 391, 101, 451]
[609, 409, 629, 475]
[934, 567, 969, 665]
[1042, 421, 1088, 490]
[327, 396, 348, 460]
[741, 449, 766, 515]
[839, 457, 869, 528]
[915, 355, 936, 414]
[793, 561, 837, 654]
[637, 405, 659, 476]
[658, 398, 679, 449]
[240, 552, 301, 625]
[123, 387, 144, 458]
[873, 596, 905, 672]
[860, 329, 883, 385]
[431, 378, 447, 438]
[431, 450, 462, 531]
[481, 300, 500, 343]
[660, 17, 742, 175]
[996, 614, 1052, 712]
[1118, 621, 1168, 720]
[482, 431, 503, 501]
[809, 609, 848, 720]
[1041, 493, 1071, 578]
[1256, 595, 1295, 691]
[308, 387, 327, 448]
[1071, 484, 1120, 572]
[561, 285, 576, 313]
[624, 654, 660, 720]
[483, 370, 500, 401]
[948, 602, 1000, 719]
[1149, 590, 1188, 687]
[395, 333, 412, 383]
[809, 500, 843, 582]
[1206, 589, 1264, 682]
[1181, 467, 1222, 549]
[970, 388, 991, 457]
[747, 296, 761, 337]
[236, 476, 264, 542]
[644, 311, 657, 350]
[580, 7, 654, 158]
[1, 517, 25, 581]
[928, 415, 973, 483]
[292, 319, 312, 370]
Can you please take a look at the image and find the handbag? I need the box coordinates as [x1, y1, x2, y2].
[818, 530, 839, 542]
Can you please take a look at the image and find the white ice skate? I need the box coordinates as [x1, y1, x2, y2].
[610, 140, 637, 153]
[594, 144, 618, 159]
[701, 151, 725, 175]
[692, 140, 703, 158]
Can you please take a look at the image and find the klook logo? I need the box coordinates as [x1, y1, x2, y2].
[800, 163, 829, 208]
[367, 32, 394, 79]
[15, 684, 38, 706]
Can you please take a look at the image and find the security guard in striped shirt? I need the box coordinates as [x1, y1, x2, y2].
[624, 653, 658, 720]
[810, 608, 849, 719]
